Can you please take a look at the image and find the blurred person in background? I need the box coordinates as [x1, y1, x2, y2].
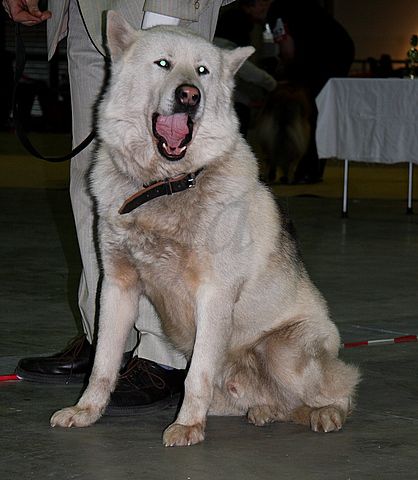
[268, 0, 355, 184]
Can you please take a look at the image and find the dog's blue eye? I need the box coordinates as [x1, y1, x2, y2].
[197, 65, 209, 76]
[155, 59, 171, 69]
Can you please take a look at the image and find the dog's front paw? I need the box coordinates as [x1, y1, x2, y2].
[163, 422, 205, 447]
[310, 406, 345, 433]
[50, 405, 102, 428]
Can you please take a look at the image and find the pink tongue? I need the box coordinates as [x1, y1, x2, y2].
[155, 113, 189, 148]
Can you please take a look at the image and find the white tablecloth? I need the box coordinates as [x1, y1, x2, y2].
[316, 78, 418, 164]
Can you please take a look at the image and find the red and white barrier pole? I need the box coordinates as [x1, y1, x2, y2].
[343, 334, 418, 349]
[0, 373, 19, 382]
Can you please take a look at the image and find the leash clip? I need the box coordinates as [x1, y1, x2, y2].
[187, 173, 197, 188]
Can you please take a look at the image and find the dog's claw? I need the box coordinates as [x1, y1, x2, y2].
[50, 405, 102, 428]
[247, 405, 279, 426]
[163, 422, 205, 447]
[310, 406, 344, 433]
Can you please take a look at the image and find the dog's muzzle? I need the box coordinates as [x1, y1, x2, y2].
[152, 84, 200, 161]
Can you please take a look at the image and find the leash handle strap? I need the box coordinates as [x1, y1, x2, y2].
[13, 24, 95, 163]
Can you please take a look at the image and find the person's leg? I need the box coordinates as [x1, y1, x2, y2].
[16, 0, 137, 384]
[66, 0, 122, 348]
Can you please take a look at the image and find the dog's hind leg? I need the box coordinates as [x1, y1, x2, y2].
[51, 258, 140, 428]
[286, 356, 359, 433]
[259, 324, 360, 433]
[226, 321, 359, 432]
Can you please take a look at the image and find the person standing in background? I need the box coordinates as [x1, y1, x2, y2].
[268, 0, 355, 184]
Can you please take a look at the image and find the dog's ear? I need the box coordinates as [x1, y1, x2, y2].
[224, 46, 255, 76]
[106, 10, 138, 61]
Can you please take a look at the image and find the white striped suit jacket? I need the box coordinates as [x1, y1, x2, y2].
[47, 0, 234, 59]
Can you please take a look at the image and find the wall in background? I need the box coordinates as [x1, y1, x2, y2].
[333, 0, 418, 60]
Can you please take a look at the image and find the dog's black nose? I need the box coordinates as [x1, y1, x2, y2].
[175, 84, 201, 108]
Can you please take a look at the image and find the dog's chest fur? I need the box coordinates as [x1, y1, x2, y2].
[108, 193, 209, 355]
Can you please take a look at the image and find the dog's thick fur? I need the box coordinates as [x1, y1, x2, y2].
[51, 12, 359, 446]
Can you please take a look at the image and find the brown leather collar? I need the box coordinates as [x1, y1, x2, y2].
[119, 169, 202, 215]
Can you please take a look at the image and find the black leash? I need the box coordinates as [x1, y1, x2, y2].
[12, 23, 95, 162]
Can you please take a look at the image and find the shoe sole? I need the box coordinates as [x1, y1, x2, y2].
[15, 366, 87, 385]
[104, 393, 181, 417]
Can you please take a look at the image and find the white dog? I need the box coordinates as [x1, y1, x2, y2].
[51, 12, 359, 447]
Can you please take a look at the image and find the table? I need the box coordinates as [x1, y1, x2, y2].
[315, 78, 418, 215]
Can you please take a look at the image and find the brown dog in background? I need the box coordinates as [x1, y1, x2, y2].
[257, 82, 311, 184]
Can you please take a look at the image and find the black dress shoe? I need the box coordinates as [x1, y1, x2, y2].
[105, 357, 186, 416]
[15, 334, 94, 384]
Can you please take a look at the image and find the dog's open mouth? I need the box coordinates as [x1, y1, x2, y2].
[152, 112, 193, 161]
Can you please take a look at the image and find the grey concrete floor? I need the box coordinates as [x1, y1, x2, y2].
[1, 187, 417, 480]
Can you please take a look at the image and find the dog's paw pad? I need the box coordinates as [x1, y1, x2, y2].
[50, 405, 101, 428]
[163, 422, 205, 447]
[247, 405, 278, 426]
[310, 406, 344, 433]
